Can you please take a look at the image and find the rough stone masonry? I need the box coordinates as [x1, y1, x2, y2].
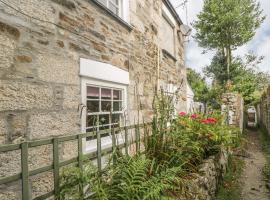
[0, 0, 187, 199]
[222, 93, 244, 132]
[259, 86, 270, 135]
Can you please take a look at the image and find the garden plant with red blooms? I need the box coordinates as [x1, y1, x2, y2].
[191, 114, 199, 119]
[179, 112, 187, 116]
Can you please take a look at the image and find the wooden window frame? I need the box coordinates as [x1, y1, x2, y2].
[81, 77, 127, 153]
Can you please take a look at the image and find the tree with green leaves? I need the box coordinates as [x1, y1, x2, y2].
[187, 68, 222, 109]
[194, 0, 265, 82]
[204, 52, 270, 105]
[187, 68, 208, 102]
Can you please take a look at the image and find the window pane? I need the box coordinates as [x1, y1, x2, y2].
[99, 125, 110, 131]
[112, 114, 120, 124]
[87, 115, 98, 127]
[86, 127, 94, 132]
[99, 114, 110, 126]
[109, 2, 118, 15]
[101, 101, 112, 112]
[97, 0, 107, 6]
[113, 90, 122, 100]
[113, 101, 122, 111]
[101, 88, 111, 100]
[87, 100, 99, 112]
[87, 86, 99, 99]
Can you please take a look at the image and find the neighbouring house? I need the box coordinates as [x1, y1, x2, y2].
[0, 0, 187, 198]
[186, 82, 194, 113]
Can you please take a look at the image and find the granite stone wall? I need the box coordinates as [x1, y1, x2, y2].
[259, 86, 270, 134]
[222, 93, 244, 132]
[180, 149, 229, 200]
[0, 0, 187, 199]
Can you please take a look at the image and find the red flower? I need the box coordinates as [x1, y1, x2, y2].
[179, 112, 186, 116]
[191, 114, 199, 119]
[201, 117, 218, 124]
[201, 119, 210, 124]
[207, 117, 217, 123]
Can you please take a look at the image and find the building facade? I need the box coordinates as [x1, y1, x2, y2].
[0, 0, 187, 198]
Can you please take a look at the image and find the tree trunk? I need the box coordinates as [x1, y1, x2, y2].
[226, 47, 230, 81]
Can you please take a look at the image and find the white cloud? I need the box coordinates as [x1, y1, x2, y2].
[170, 0, 270, 73]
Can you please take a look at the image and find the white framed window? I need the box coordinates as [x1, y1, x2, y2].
[86, 85, 124, 136]
[80, 58, 129, 153]
[97, 0, 122, 17]
[81, 78, 128, 153]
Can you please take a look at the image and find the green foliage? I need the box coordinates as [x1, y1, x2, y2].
[58, 92, 242, 200]
[59, 155, 184, 200]
[216, 155, 245, 200]
[204, 52, 270, 105]
[194, 0, 265, 82]
[194, 0, 265, 50]
[187, 68, 209, 103]
[187, 68, 223, 109]
[259, 126, 270, 182]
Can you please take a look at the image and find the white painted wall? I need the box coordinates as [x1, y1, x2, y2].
[186, 83, 194, 113]
[80, 58, 129, 85]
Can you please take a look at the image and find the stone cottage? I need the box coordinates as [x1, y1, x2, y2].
[0, 0, 187, 198]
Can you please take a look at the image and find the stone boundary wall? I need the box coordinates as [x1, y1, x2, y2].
[181, 149, 229, 200]
[258, 86, 270, 134]
[222, 93, 244, 132]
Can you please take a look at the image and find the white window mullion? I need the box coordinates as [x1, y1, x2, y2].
[99, 87, 101, 113]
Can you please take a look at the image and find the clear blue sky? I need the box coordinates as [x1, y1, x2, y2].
[171, 0, 270, 73]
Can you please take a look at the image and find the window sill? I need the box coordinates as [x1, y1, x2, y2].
[90, 0, 133, 31]
[162, 49, 177, 62]
[84, 134, 125, 154]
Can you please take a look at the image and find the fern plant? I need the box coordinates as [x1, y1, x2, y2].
[59, 154, 187, 200]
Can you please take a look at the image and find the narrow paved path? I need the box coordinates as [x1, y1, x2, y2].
[239, 130, 270, 200]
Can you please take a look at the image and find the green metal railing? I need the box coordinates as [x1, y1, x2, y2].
[0, 124, 148, 200]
